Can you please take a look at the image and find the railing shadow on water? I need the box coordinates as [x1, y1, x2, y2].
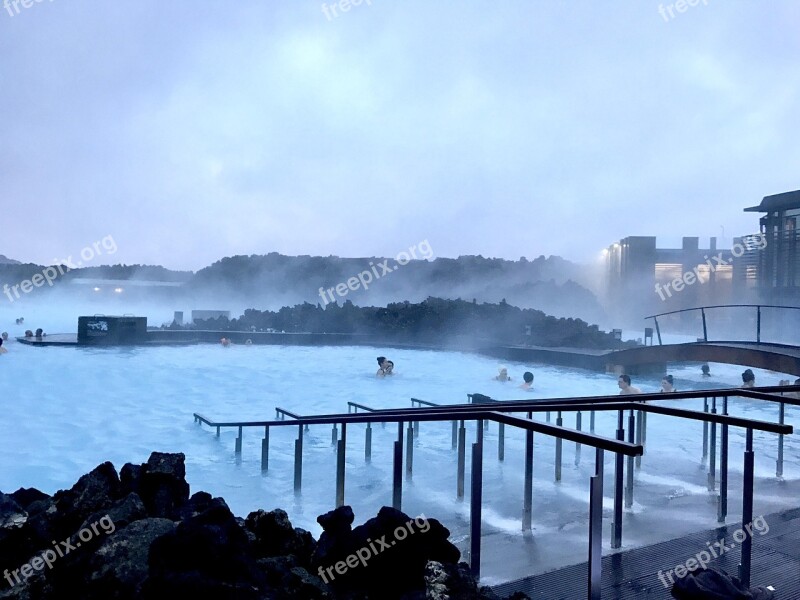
[194, 385, 795, 598]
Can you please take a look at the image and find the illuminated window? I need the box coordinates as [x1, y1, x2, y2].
[655, 263, 682, 282]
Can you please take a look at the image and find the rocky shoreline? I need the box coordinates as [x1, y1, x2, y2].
[0, 452, 529, 599]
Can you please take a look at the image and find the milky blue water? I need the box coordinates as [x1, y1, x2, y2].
[0, 319, 797, 583]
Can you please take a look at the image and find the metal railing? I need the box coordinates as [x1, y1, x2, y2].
[194, 386, 794, 595]
[645, 304, 800, 345]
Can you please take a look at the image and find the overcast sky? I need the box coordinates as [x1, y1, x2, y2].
[1, 1, 798, 270]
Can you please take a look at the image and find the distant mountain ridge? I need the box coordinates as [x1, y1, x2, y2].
[0, 254, 20, 265]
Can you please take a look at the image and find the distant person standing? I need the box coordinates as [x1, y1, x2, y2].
[618, 374, 642, 395]
[519, 371, 534, 390]
[741, 369, 756, 388]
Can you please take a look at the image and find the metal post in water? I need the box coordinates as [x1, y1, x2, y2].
[457, 420, 466, 499]
[523, 427, 533, 532]
[331, 424, 338, 447]
[452, 421, 458, 450]
[294, 424, 303, 492]
[235, 426, 243, 455]
[612, 410, 624, 548]
[498, 422, 505, 461]
[406, 422, 414, 478]
[575, 411, 582, 466]
[546, 411, 551, 423]
[590, 410, 595, 434]
[336, 423, 346, 507]
[261, 426, 269, 472]
[365, 422, 372, 463]
[718, 396, 728, 522]
[708, 397, 717, 491]
[738, 429, 754, 587]
[702, 397, 709, 462]
[393, 422, 403, 509]
[588, 448, 605, 600]
[625, 410, 635, 508]
[469, 419, 484, 580]
[777, 402, 785, 477]
[216, 426, 220, 438]
[635, 410, 643, 469]
[555, 412, 563, 481]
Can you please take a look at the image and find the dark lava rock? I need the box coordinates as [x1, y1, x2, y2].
[10, 488, 48, 511]
[137, 452, 190, 519]
[245, 508, 315, 567]
[425, 561, 512, 600]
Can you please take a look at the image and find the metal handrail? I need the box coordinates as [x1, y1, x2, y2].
[644, 304, 800, 345]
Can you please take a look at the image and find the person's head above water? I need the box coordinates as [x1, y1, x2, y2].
[701, 364, 710, 375]
[523, 371, 534, 384]
[377, 356, 387, 368]
[618, 374, 631, 387]
[384, 360, 394, 373]
[1, 332, 7, 341]
[742, 369, 755, 383]
[662, 375, 674, 385]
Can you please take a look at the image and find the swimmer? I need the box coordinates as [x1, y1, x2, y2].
[1, 332, 7, 342]
[494, 367, 512, 382]
[701, 364, 711, 377]
[660, 375, 676, 393]
[35, 328, 44, 339]
[0, 338, 6, 354]
[618, 374, 642, 395]
[519, 371, 534, 390]
[220, 337, 231, 347]
[245, 339, 253, 345]
[384, 360, 394, 376]
[376, 356, 389, 377]
[24, 330, 33, 338]
[741, 369, 755, 389]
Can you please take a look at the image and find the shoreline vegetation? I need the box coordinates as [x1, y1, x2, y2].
[180, 297, 633, 350]
[0, 452, 527, 599]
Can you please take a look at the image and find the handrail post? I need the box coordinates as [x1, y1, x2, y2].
[469, 419, 484, 580]
[393, 421, 403, 510]
[590, 410, 595, 433]
[625, 410, 635, 508]
[654, 316, 662, 345]
[331, 423, 338, 447]
[588, 448, 604, 600]
[261, 426, 269, 472]
[612, 410, 624, 548]
[406, 422, 414, 478]
[575, 411, 582, 466]
[555, 411, 563, 481]
[708, 397, 717, 491]
[336, 423, 346, 507]
[498, 422, 505, 461]
[365, 422, 372, 463]
[452, 420, 458, 450]
[635, 409, 643, 469]
[701, 308, 708, 342]
[294, 424, 303, 493]
[235, 426, 243, 455]
[738, 428, 755, 587]
[756, 305, 761, 343]
[457, 420, 466, 499]
[718, 396, 728, 522]
[777, 401, 785, 477]
[522, 411, 533, 532]
[702, 397, 709, 463]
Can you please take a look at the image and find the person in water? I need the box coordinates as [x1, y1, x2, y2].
[220, 337, 231, 347]
[519, 371, 534, 390]
[618, 374, 642, 395]
[701, 364, 711, 377]
[35, 328, 44, 338]
[494, 367, 512, 382]
[1, 332, 8, 342]
[384, 360, 395, 376]
[660, 374, 676, 393]
[0, 338, 7, 354]
[741, 369, 755, 388]
[376, 356, 390, 377]
[24, 330, 33, 338]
